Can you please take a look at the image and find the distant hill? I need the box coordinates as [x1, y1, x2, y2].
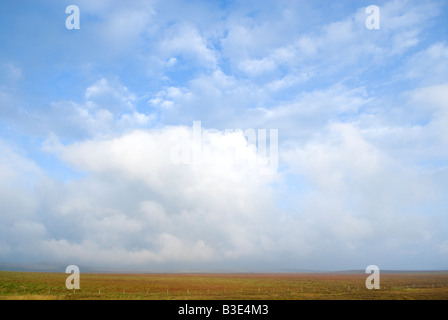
[0, 263, 446, 274]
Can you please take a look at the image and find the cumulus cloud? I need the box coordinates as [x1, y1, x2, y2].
[281, 122, 442, 268]
[355, 81, 448, 169]
[0, 141, 45, 261]
[24, 77, 155, 139]
[4, 125, 278, 269]
[1, 120, 444, 270]
[218, 0, 439, 84]
[159, 23, 218, 69]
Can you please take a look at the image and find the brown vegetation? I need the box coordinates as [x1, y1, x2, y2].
[1, 271, 447, 300]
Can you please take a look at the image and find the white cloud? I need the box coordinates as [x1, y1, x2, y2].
[39, 77, 155, 139]
[265, 74, 309, 92]
[280, 122, 443, 266]
[410, 83, 448, 114]
[402, 43, 448, 85]
[218, 0, 440, 84]
[1, 104, 447, 270]
[6, 121, 436, 269]
[253, 85, 369, 142]
[149, 70, 265, 126]
[118, 112, 155, 128]
[99, 9, 154, 49]
[85, 78, 135, 112]
[238, 57, 276, 76]
[28, 126, 279, 267]
[0, 63, 24, 121]
[75, 0, 156, 53]
[0, 141, 46, 261]
[159, 23, 218, 69]
[358, 82, 448, 165]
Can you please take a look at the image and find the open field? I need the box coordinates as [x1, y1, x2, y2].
[1, 271, 447, 300]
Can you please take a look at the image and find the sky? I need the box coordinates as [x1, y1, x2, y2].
[0, 0, 447, 272]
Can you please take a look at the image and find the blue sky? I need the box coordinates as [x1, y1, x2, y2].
[0, 0, 447, 271]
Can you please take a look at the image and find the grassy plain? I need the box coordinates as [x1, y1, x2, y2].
[0, 271, 447, 300]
